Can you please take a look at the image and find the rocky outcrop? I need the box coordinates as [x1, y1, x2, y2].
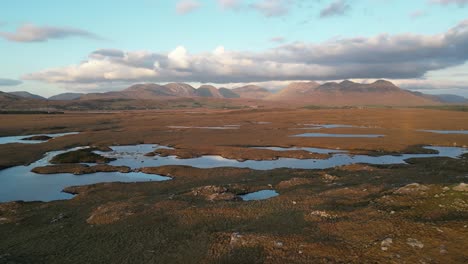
[191, 185, 240, 201]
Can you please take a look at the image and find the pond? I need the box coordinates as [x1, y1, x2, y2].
[240, 190, 279, 201]
[99, 145, 466, 170]
[251, 146, 345, 154]
[0, 147, 171, 202]
[291, 133, 385, 138]
[419, 130, 468, 135]
[1, 144, 466, 202]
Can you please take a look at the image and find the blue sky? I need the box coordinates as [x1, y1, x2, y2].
[1, 0, 468, 97]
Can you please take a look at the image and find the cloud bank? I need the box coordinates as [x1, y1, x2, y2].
[0, 23, 101, 42]
[320, 0, 350, 18]
[24, 20, 468, 87]
[431, 0, 468, 7]
[0, 78, 22, 86]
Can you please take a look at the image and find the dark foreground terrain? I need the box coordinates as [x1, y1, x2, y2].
[0, 108, 467, 263]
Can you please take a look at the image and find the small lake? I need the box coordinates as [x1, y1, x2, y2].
[0, 132, 79, 145]
[291, 133, 384, 138]
[298, 124, 357, 129]
[419, 130, 468, 135]
[240, 190, 279, 201]
[251, 146, 345, 154]
[1, 144, 466, 203]
[168, 125, 239, 130]
[0, 147, 171, 202]
[99, 145, 466, 170]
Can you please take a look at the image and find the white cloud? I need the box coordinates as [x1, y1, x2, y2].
[430, 0, 468, 7]
[251, 0, 291, 17]
[319, 0, 350, 18]
[23, 20, 468, 90]
[176, 0, 201, 14]
[218, 0, 242, 10]
[168, 46, 190, 69]
[0, 23, 101, 42]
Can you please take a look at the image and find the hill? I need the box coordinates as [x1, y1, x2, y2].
[8, 91, 45, 100]
[267, 80, 438, 106]
[48, 93, 84, 100]
[267, 81, 320, 100]
[232, 85, 272, 99]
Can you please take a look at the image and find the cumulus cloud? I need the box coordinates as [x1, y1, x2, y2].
[430, 0, 468, 7]
[24, 20, 468, 87]
[320, 0, 350, 18]
[0, 78, 22, 86]
[251, 0, 292, 17]
[0, 23, 101, 42]
[176, 0, 201, 14]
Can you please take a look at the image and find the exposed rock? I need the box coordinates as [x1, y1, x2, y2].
[87, 202, 136, 225]
[381, 238, 393, 251]
[394, 183, 429, 195]
[453, 183, 468, 192]
[191, 185, 240, 201]
[230, 232, 243, 246]
[310, 210, 337, 219]
[50, 213, 67, 224]
[276, 178, 313, 189]
[406, 238, 424, 249]
[21, 135, 52, 141]
[274, 241, 284, 248]
[321, 173, 338, 183]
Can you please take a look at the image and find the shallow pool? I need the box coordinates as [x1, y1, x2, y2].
[0, 146, 171, 202]
[240, 190, 279, 201]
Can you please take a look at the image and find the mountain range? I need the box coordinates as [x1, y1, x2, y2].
[3, 80, 467, 106]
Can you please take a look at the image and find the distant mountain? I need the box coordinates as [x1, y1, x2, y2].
[48, 93, 84, 100]
[38, 80, 447, 106]
[232, 85, 272, 99]
[79, 83, 236, 100]
[433, 94, 467, 104]
[8, 91, 45, 100]
[268, 80, 438, 106]
[195, 85, 224, 98]
[267, 81, 320, 100]
[219, 88, 240, 98]
[164, 83, 196, 97]
[0, 91, 22, 101]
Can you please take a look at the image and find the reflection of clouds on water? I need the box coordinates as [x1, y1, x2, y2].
[1, 143, 467, 203]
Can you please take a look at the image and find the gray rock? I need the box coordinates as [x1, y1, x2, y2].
[406, 238, 424, 249]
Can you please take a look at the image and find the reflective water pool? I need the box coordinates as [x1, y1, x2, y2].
[419, 130, 468, 135]
[1, 144, 466, 202]
[251, 146, 345, 154]
[0, 146, 171, 202]
[100, 145, 466, 170]
[240, 190, 279, 201]
[168, 126, 239, 130]
[291, 133, 385, 138]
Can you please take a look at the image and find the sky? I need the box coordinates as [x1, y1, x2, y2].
[0, 0, 468, 97]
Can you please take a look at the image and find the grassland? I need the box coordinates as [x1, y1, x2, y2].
[0, 108, 467, 263]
